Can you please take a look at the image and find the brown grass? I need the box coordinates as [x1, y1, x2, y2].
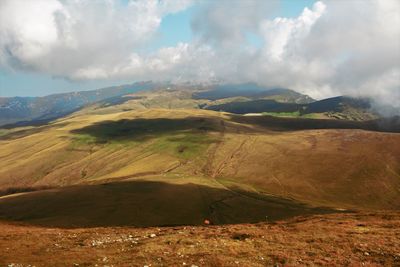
[0, 108, 399, 211]
[0, 212, 399, 266]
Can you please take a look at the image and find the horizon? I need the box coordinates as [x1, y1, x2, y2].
[0, 0, 399, 110]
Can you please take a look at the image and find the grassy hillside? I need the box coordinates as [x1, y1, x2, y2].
[204, 96, 382, 121]
[192, 83, 314, 103]
[0, 88, 399, 227]
[0, 178, 332, 228]
[0, 82, 158, 126]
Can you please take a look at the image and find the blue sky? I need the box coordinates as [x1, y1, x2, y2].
[0, 0, 315, 97]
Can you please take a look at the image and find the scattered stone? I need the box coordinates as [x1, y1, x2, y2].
[232, 233, 251, 241]
[149, 234, 157, 238]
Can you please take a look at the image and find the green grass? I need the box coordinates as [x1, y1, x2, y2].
[70, 133, 140, 149]
[149, 132, 218, 159]
[70, 134, 98, 145]
[70, 128, 218, 159]
[0, 129, 9, 137]
[262, 111, 319, 119]
[262, 111, 301, 117]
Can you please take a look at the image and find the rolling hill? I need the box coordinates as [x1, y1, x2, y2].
[204, 95, 383, 121]
[0, 81, 155, 126]
[0, 85, 399, 229]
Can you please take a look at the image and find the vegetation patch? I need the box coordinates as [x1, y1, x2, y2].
[262, 111, 319, 119]
[69, 117, 220, 153]
[0, 129, 9, 137]
[149, 132, 219, 159]
[70, 134, 98, 145]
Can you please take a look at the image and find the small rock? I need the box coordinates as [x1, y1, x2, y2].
[364, 252, 370, 256]
[149, 234, 157, 238]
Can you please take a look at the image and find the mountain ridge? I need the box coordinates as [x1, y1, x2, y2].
[1, 82, 391, 127]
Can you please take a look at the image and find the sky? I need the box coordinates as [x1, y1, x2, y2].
[0, 0, 399, 109]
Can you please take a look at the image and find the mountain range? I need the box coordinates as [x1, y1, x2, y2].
[0, 82, 392, 127]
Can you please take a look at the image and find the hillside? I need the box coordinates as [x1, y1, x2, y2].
[0, 82, 156, 126]
[1, 82, 390, 128]
[0, 212, 399, 266]
[192, 83, 314, 104]
[204, 95, 383, 121]
[0, 86, 399, 229]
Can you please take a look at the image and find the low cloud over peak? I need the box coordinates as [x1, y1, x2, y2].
[0, 0, 399, 109]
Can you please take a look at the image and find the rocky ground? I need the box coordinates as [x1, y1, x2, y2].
[1, 212, 399, 266]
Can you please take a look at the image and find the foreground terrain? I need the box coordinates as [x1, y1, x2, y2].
[1, 212, 399, 266]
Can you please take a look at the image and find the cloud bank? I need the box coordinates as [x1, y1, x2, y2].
[0, 0, 399, 108]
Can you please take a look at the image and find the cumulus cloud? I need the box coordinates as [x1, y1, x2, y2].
[0, 0, 399, 109]
[0, 0, 193, 76]
[190, 0, 400, 109]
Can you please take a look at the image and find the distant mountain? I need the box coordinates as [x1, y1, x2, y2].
[192, 83, 314, 104]
[0, 82, 316, 126]
[0, 82, 155, 126]
[305, 96, 370, 113]
[204, 95, 382, 121]
[1, 81, 390, 127]
[206, 99, 302, 114]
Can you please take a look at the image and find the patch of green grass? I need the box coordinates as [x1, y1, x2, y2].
[70, 133, 140, 149]
[70, 134, 98, 145]
[301, 113, 320, 119]
[262, 111, 301, 117]
[0, 129, 9, 137]
[149, 132, 218, 159]
[262, 111, 320, 119]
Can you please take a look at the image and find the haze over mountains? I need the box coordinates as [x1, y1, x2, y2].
[1, 82, 397, 127]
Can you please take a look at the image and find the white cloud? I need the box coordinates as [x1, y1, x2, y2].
[0, 0, 399, 110]
[0, 0, 193, 75]
[190, 0, 400, 109]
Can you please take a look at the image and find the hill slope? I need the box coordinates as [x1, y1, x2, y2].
[0, 82, 155, 126]
[0, 87, 399, 228]
[1, 212, 399, 266]
[204, 95, 382, 121]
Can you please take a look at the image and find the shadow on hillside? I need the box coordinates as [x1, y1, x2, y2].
[0, 122, 70, 141]
[0, 180, 336, 228]
[70, 117, 222, 144]
[230, 114, 400, 133]
[70, 115, 399, 144]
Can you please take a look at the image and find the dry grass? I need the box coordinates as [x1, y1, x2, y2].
[0, 212, 399, 266]
[0, 108, 399, 211]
